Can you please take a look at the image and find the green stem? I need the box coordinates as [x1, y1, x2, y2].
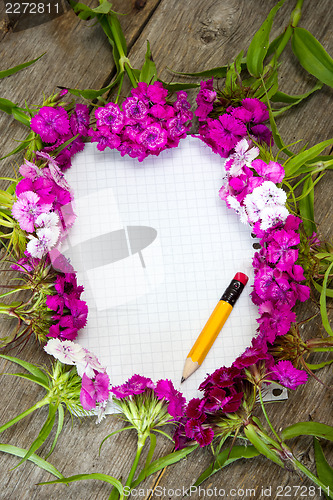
[124, 434, 148, 490]
[293, 456, 333, 499]
[269, 0, 304, 67]
[0, 397, 49, 433]
[258, 389, 282, 444]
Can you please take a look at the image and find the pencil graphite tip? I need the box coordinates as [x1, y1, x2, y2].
[180, 376, 185, 384]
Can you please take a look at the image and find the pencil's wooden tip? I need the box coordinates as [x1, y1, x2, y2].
[181, 376, 185, 384]
[182, 358, 200, 382]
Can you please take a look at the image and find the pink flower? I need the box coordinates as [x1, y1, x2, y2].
[252, 159, 285, 183]
[12, 191, 51, 233]
[155, 379, 186, 418]
[95, 102, 124, 133]
[139, 123, 168, 150]
[80, 372, 110, 410]
[111, 374, 155, 398]
[30, 106, 70, 143]
[195, 78, 216, 121]
[225, 138, 259, 176]
[271, 360, 308, 390]
[70, 103, 90, 136]
[185, 416, 214, 447]
[209, 114, 247, 152]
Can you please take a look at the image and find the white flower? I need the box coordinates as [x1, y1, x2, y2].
[27, 227, 59, 258]
[35, 211, 59, 229]
[250, 181, 287, 210]
[260, 205, 289, 230]
[44, 338, 86, 365]
[76, 348, 107, 379]
[227, 195, 249, 225]
[225, 139, 259, 177]
[244, 193, 261, 223]
[96, 400, 109, 424]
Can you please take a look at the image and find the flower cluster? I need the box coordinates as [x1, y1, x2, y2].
[88, 81, 192, 161]
[11, 155, 74, 259]
[30, 101, 89, 171]
[44, 337, 110, 418]
[46, 273, 88, 341]
[219, 139, 288, 231]
[111, 375, 186, 419]
[195, 79, 272, 158]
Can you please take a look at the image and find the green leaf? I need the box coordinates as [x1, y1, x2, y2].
[271, 81, 323, 103]
[0, 132, 34, 161]
[272, 81, 323, 116]
[246, 0, 287, 77]
[244, 425, 284, 467]
[131, 445, 198, 487]
[45, 404, 64, 459]
[68, 0, 99, 20]
[298, 175, 316, 236]
[0, 354, 49, 386]
[225, 51, 244, 93]
[284, 138, 333, 177]
[5, 372, 50, 391]
[99, 426, 135, 455]
[143, 432, 157, 478]
[0, 53, 45, 79]
[292, 27, 333, 87]
[193, 445, 259, 487]
[39, 473, 123, 495]
[268, 109, 293, 158]
[320, 262, 333, 336]
[15, 403, 58, 467]
[0, 98, 31, 126]
[305, 359, 333, 371]
[313, 280, 333, 298]
[282, 422, 333, 442]
[157, 80, 199, 91]
[139, 41, 157, 84]
[255, 69, 279, 102]
[314, 438, 333, 495]
[64, 72, 123, 100]
[0, 443, 64, 479]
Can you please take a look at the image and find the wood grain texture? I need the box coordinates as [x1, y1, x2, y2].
[0, 0, 332, 498]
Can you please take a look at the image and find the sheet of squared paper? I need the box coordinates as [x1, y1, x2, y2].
[63, 136, 260, 407]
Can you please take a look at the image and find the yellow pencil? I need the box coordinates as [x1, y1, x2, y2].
[181, 273, 248, 382]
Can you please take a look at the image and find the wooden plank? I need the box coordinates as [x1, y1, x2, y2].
[0, 0, 332, 498]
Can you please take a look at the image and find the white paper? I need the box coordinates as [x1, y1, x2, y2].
[63, 136, 259, 404]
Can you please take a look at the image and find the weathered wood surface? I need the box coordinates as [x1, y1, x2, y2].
[0, 1, 332, 499]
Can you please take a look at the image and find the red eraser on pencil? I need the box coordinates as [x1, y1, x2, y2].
[234, 272, 248, 286]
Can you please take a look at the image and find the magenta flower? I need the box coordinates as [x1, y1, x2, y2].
[80, 372, 110, 410]
[155, 379, 186, 418]
[239, 98, 269, 124]
[30, 106, 70, 143]
[48, 321, 78, 341]
[12, 191, 51, 233]
[95, 102, 124, 133]
[139, 123, 168, 151]
[16, 176, 55, 205]
[88, 127, 121, 151]
[185, 416, 214, 447]
[251, 124, 273, 146]
[195, 78, 216, 121]
[70, 103, 90, 135]
[123, 97, 148, 122]
[111, 374, 155, 398]
[186, 398, 205, 420]
[258, 301, 296, 341]
[271, 360, 308, 390]
[209, 114, 247, 152]
[252, 159, 285, 184]
[146, 81, 168, 104]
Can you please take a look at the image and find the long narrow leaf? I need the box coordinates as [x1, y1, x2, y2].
[282, 421, 333, 441]
[132, 445, 198, 487]
[158, 80, 199, 91]
[292, 28, 333, 87]
[45, 404, 64, 459]
[313, 280, 333, 298]
[298, 175, 316, 236]
[246, 0, 287, 77]
[63, 72, 123, 100]
[193, 445, 259, 487]
[271, 81, 323, 103]
[5, 372, 50, 391]
[139, 41, 157, 84]
[272, 81, 323, 116]
[15, 403, 58, 467]
[39, 473, 123, 495]
[0, 354, 49, 386]
[0, 443, 63, 479]
[320, 262, 333, 336]
[0, 53, 45, 79]
[314, 438, 333, 494]
[0, 132, 34, 161]
[305, 359, 333, 371]
[284, 138, 333, 177]
[244, 425, 284, 467]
